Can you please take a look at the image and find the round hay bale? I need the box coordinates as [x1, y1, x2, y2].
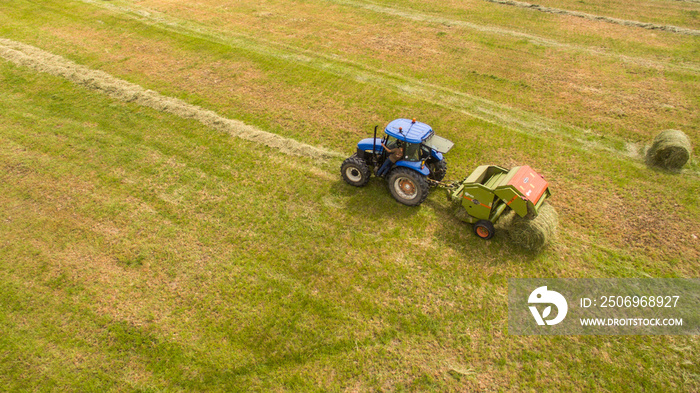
[506, 203, 558, 252]
[645, 130, 693, 171]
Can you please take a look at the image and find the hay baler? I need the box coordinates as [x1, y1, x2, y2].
[448, 165, 551, 240]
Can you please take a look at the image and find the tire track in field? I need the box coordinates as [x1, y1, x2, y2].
[74, 0, 645, 162]
[328, 0, 699, 73]
[484, 0, 700, 36]
[0, 38, 342, 161]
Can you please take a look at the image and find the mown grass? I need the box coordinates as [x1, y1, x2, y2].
[1, 0, 699, 391]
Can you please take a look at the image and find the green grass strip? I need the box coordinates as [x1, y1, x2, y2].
[0, 38, 342, 161]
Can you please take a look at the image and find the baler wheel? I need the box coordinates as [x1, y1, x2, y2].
[474, 220, 495, 240]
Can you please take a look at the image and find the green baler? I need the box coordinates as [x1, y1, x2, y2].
[449, 165, 551, 240]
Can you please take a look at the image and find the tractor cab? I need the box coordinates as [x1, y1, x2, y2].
[384, 118, 454, 163]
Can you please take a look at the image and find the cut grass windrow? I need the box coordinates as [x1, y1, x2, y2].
[483, 0, 700, 36]
[72, 0, 673, 166]
[0, 38, 342, 161]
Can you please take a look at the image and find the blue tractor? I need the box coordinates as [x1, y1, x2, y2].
[341, 118, 454, 206]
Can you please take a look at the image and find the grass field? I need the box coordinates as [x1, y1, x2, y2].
[0, 0, 699, 391]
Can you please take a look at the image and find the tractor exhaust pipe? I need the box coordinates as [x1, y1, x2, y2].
[372, 125, 378, 166]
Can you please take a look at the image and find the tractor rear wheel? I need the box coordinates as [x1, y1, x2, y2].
[474, 220, 495, 240]
[428, 159, 447, 182]
[341, 154, 371, 187]
[387, 167, 429, 206]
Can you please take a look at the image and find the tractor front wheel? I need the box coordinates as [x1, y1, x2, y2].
[387, 167, 429, 206]
[474, 220, 495, 240]
[341, 154, 371, 187]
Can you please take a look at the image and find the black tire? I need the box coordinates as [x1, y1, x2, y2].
[387, 167, 430, 206]
[341, 154, 371, 187]
[427, 159, 447, 182]
[474, 220, 495, 240]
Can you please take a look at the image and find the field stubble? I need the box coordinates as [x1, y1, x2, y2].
[0, 0, 699, 391]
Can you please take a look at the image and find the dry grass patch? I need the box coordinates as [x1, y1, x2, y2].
[483, 0, 700, 35]
[57, 0, 698, 148]
[505, 0, 700, 29]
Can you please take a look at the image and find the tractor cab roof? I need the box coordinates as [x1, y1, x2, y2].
[384, 118, 454, 153]
[384, 118, 433, 144]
